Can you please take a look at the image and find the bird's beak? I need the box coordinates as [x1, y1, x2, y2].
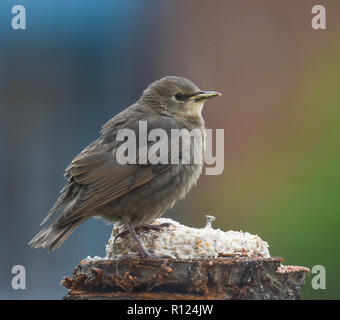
[188, 91, 222, 103]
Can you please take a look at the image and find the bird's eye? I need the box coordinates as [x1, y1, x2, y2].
[174, 93, 186, 101]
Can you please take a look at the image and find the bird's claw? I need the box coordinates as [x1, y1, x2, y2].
[139, 222, 173, 232]
[114, 222, 172, 243]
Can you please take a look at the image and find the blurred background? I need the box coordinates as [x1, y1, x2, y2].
[0, 0, 339, 299]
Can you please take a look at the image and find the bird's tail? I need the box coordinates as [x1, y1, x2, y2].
[29, 218, 85, 252]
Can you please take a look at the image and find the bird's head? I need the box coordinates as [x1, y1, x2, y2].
[140, 76, 221, 120]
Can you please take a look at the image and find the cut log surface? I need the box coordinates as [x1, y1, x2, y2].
[62, 256, 309, 300]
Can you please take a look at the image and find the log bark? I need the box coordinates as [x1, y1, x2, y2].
[62, 256, 309, 300]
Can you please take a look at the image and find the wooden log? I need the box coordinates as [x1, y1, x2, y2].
[62, 256, 309, 300]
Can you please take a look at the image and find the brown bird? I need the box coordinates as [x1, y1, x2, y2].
[29, 76, 221, 257]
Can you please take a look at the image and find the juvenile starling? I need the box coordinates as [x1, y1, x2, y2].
[29, 76, 221, 257]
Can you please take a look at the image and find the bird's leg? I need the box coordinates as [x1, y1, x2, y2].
[114, 222, 172, 243]
[124, 221, 151, 258]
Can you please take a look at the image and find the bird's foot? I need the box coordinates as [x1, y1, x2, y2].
[114, 222, 172, 243]
[119, 220, 174, 260]
[139, 222, 173, 233]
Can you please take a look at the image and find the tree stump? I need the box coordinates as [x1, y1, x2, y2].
[62, 256, 309, 300]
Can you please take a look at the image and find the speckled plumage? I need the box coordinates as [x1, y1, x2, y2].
[29, 76, 220, 252]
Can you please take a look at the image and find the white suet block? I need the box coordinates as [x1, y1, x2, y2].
[105, 216, 270, 259]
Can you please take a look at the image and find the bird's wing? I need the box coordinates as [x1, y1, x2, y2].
[45, 112, 180, 226]
[53, 143, 170, 226]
